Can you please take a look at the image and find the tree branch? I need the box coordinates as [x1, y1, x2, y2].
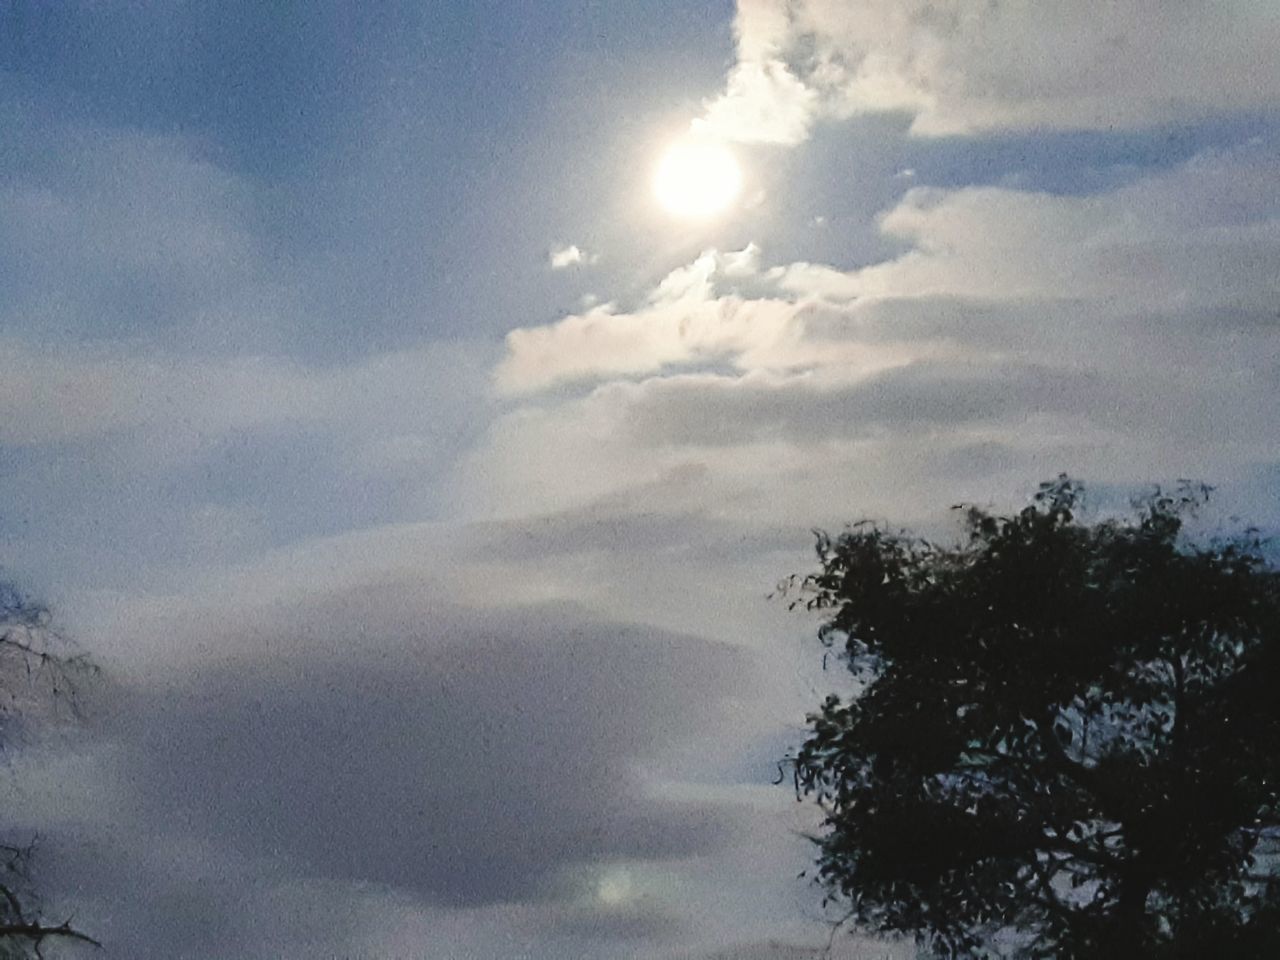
[0, 921, 101, 949]
[1034, 713, 1116, 805]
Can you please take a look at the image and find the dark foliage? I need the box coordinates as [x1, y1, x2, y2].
[0, 585, 99, 957]
[786, 477, 1280, 958]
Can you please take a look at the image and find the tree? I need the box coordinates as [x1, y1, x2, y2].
[785, 477, 1280, 959]
[0, 585, 99, 957]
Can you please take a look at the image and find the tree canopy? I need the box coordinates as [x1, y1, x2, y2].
[787, 478, 1280, 958]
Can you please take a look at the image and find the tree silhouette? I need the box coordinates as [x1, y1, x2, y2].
[786, 477, 1280, 958]
[0, 585, 99, 957]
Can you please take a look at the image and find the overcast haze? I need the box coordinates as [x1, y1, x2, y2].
[1, 2, 1278, 958]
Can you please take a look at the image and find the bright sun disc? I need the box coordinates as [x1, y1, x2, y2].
[653, 139, 742, 219]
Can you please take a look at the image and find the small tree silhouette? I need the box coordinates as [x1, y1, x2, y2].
[785, 477, 1280, 958]
[0, 585, 99, 957]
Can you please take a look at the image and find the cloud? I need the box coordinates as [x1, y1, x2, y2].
[697, 59, 818, 146]
[32, 831, 672, 960]
[0, 338, 495, 593]
[0, 118, 294, 353]
[1, 563, 764, 958]
[696, 0, 818, 144]
[4, 13, 1278, 960]
[703, 1, 1280, 141]
[605, 362, 1113, 447]
[550, 244, 600, 269]
[496, 248, 800, 394]
[0, 339, 487, 449]
[771, 146, 1280, 317]
[474, 142, 1280, 534]
[111, 601, 744, 907]
[497, 144, 1279, 402]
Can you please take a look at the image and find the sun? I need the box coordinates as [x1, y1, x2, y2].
[652, 137, 743, 220]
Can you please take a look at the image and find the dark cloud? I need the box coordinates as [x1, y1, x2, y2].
[35, 835, 453, 960]
[6, 584, 758, 959]
[102, 592, 748, 909]
[553, 904, 689, 945]
[595, 334, 1280, 457]
[615, 361, 1107, 447]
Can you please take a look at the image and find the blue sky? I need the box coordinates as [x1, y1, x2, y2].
[1, 3, 1279, 958]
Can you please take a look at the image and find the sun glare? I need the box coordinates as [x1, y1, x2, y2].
[652, 138, 742, 220]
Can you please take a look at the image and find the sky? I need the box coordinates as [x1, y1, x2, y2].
[0, 2, 1278, 958]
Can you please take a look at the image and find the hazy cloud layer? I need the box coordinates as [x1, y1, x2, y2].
[0, 119, 291, 352]
[0, 339, 493, 596]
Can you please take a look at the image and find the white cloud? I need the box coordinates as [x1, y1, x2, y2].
[697, 59, 818, 145]
[773, 146, 1280, 312]
[497, 247, 800, 394]
[696, 0, 819, 145]
[720, 242, 763, 277]
[474, 143, 1280, 539]
[703, 0, 1280, 140]
[550, 243, 599, 269]
[733, 0, 793, 62]
[499, 144, 1280, 405]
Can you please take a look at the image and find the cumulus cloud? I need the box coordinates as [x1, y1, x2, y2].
[702, 0, 1280, 140]
[696, 0, 818, 144]
[698, 59, 818, 145]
